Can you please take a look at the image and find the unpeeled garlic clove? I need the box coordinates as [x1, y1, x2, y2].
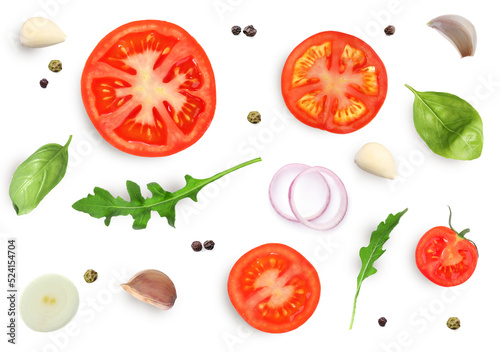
[427, 15, 476, 58]
[121, 269, 177, 310]
[20, 17, 66, 48]
[355, 142, 397, 180]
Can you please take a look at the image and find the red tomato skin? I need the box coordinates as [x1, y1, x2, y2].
[227, 243, 321, 334]
[281, 31, 388, 134]
[81, 20, 216, 157]
[415, 226, 478, 287]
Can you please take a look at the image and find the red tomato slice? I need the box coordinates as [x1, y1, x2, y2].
[81, 20, 216, 157]
[281, 31, 388, 134]
[415, 226, 478, 287]
[227, 243, 320, 333]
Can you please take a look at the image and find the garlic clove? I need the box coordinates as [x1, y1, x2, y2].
[20, 17, 66, 48]
[121, 269, 177, 310]
[354, 142, 397, 180]
[427, 15, 476, 58]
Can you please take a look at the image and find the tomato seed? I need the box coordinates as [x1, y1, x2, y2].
[384, 26, 396, 36]
[378, 317, 387, 327]
[191, 241, 203, 252]
[243, 25, 257, 37]
[39, 78, 49, 88]
[231, 26, 241, 35]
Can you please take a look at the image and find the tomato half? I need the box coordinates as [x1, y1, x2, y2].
[415, 226, 478, 287]
[281, 31, 388, 134]
[227, 243, 320, 333]
[81, 20, 216, 157]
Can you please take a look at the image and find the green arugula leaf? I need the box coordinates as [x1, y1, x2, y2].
[349, 208, 408, 329]
[72, 157, 262, 230]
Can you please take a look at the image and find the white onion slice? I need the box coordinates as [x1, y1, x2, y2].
[20, 274, 79, 332]
[269, 163, 331, 222]
[289, 166, 348, 231]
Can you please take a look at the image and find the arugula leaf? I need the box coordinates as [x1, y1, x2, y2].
[349, 208, 408, 329]
[72, 157, 262, 230]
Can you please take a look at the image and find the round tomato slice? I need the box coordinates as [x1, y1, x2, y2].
[227, 243, 320, 333]
[416, 224, 478, 287]
[81, 20, 216, 157]
[281, 31, 388, 134]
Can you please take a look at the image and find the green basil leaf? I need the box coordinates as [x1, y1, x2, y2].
[406, 84, 483, 160]
[9, 135, 72, 215]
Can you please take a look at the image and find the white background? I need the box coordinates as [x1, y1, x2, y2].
[1, 0, 498, 351]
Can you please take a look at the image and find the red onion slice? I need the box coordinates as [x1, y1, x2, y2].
[269, 163, 331, 222]
[289, 166, 348, 231]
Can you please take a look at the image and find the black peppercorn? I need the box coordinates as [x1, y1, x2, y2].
[384, 25, 396, 36]
[378, 317, 387, 327]
[203, 240, 215, 250]
[191, 241, 203, 252]
[40, 78, 49, 88]
[231, 26, 241, 35]
[243, 25, 257, 37]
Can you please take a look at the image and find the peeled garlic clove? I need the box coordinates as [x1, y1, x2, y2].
[427, 15, 476, 58]
[20, 17, 66, 48]
[355, 142, 397, 180]
[121, 270, 177, 310]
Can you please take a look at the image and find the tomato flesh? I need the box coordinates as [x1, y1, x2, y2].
[81, 21, 216, 157]
[415, 226, 478, 287]
[281, 31, 387, 134]
[228, 243, 320, 333]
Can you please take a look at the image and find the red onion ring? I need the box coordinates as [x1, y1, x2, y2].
[289, 166, 348, 231]
[269, 163, 331, 222]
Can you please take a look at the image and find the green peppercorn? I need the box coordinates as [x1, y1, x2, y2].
[84, 269, 98, 283]
[247, 111, 261, 124]
[447, 317, 460, 330]
[48, 60, 62, 73]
